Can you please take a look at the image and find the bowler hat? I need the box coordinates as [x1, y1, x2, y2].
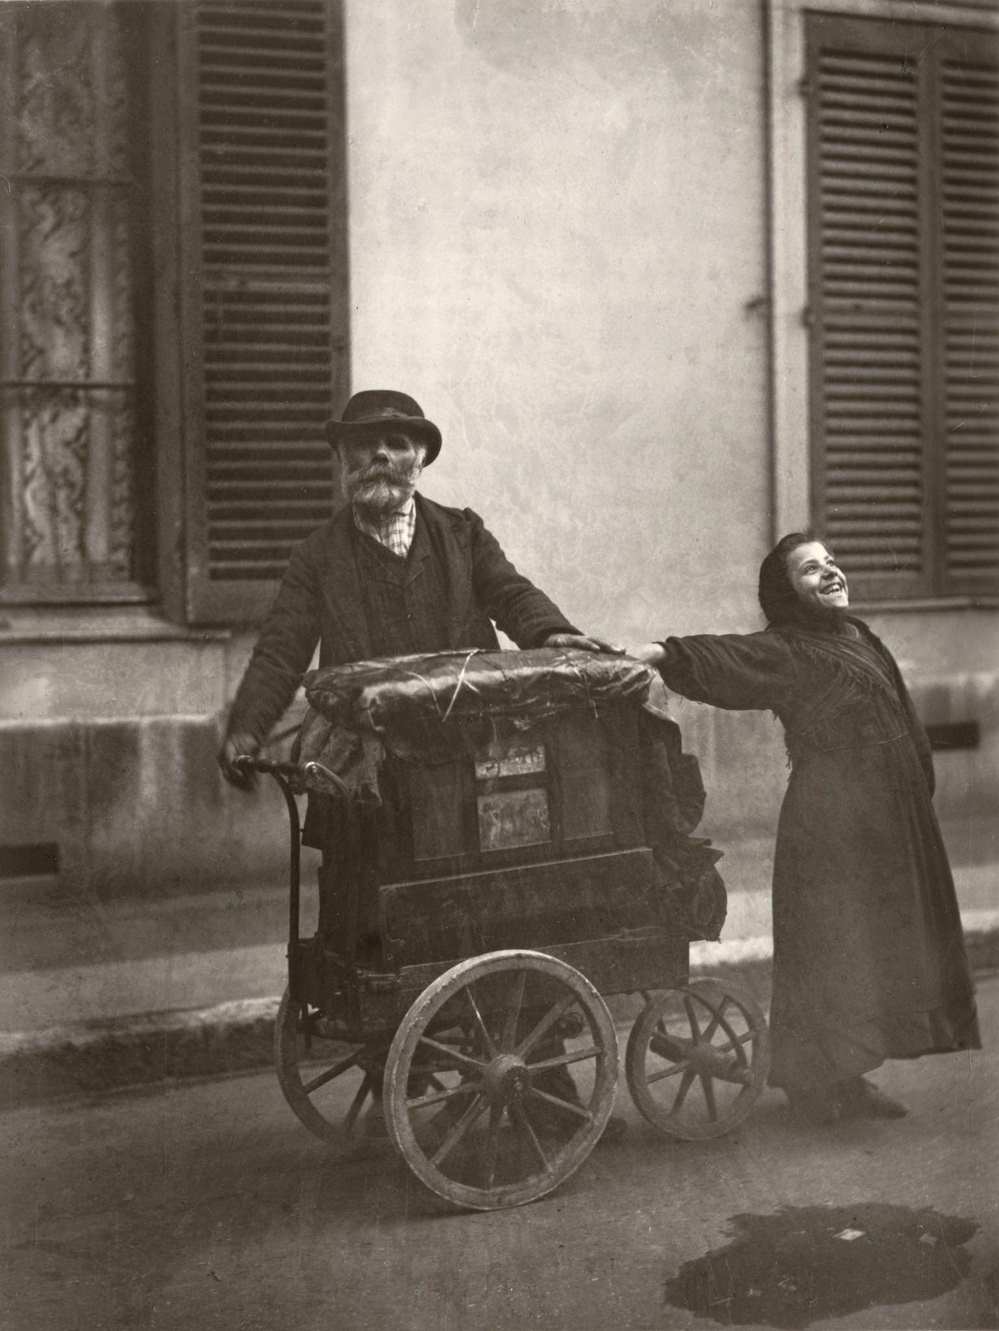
[325, 390, 442, 465]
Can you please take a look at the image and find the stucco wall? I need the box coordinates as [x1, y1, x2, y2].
[343, 0, 770, 645]
[339, 0, 997, 848]
[0, 630, 317, 897]
[1, 1, 994, 900]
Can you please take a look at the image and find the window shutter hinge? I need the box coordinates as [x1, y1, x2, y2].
[800, 305, 814, 328]
[797, 76, 811, 98]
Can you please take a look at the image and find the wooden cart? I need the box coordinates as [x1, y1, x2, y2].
[240, 650, 769, 1211]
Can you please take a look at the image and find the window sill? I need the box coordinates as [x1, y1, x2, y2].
[0, 605, 231, 645]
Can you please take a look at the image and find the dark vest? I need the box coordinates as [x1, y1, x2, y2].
[352, 516, 453, 657]
[316, 519, 455, 933]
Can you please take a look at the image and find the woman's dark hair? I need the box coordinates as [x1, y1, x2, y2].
[758, 530, 817, 625]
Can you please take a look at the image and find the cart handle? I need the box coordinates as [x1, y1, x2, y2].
[232, 755, 304, 992]
[233, 754, 350, 797]
[233, 755, 303, 778]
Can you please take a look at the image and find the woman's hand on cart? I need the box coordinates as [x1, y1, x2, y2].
[627, 642, 667, 666]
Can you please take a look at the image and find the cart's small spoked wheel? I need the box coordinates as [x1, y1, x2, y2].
[274, 989, 389, 1151]
[383, 950, 618, 1211]
[626, 976, 770, 1140]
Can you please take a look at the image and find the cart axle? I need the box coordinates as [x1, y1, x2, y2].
[483, 1054, 531, 1106]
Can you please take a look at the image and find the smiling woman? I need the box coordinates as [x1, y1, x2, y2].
[630, 531, 980, 1125]
[786, 541, 849, 614]
[757, 531, 852, 631]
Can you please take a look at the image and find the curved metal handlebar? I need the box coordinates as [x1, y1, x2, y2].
[233, 754, 350, 797]
[233, 755, 303, 778]
[232, 754, 305, 989]
[230, 754, 357, 988]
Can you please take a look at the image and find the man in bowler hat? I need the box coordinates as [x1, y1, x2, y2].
[218, 388, 623, 1138]
[218, 388, 615, 785]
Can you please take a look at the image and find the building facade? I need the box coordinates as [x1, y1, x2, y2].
[1, 0, 996, 901]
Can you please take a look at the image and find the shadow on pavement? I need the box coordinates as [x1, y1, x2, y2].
[664, 1201, 980, 1329]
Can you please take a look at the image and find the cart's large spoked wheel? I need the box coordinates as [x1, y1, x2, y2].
[626, 976, 769, 1140]
[383, 950, 618, 1211]
[275, 989, 390, 1152]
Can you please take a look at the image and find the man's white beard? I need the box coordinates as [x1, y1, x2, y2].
[343, 458, 422, 515]
[349, 476, 413, 514]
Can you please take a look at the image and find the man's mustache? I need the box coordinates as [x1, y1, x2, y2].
[351, 464, 410, 485]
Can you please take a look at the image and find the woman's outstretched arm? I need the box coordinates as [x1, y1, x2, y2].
[628, 632, 798, 712]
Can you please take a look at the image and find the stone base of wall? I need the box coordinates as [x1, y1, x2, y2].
[0, 716, 300, 900]
[0, 666, 995, 901]
[674, 671, 999, 847]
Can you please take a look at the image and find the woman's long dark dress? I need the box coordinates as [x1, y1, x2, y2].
[658, 619, 980, 1093]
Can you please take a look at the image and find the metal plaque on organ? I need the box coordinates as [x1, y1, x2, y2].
[474, 743, 546, 781]
[477, 788, 551, 852]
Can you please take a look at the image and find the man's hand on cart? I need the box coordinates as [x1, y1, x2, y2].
[544, 632, 625, 655]
[217, 730, 261, 789]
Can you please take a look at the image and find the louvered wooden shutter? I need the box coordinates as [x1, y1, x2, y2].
[177, 0, 348, 624]
[940, 42, 999, 593]
[806, 15, 999, 600]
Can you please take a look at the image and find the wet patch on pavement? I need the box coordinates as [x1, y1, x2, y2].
[664, 1202, 978, 1328]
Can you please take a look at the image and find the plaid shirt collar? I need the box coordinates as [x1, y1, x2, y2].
[352, 495, 417, 558]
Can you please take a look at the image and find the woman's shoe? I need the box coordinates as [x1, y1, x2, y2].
[784, 1086, 843, 1126]
[838, 1077, 908, 1120]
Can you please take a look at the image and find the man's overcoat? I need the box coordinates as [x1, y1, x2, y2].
[227, 493, 577, 748]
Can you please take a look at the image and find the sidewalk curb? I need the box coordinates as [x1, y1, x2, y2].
[2, 914, 996, 1111]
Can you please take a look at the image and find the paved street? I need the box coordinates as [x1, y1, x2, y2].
[2, 975, 997, 1331]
